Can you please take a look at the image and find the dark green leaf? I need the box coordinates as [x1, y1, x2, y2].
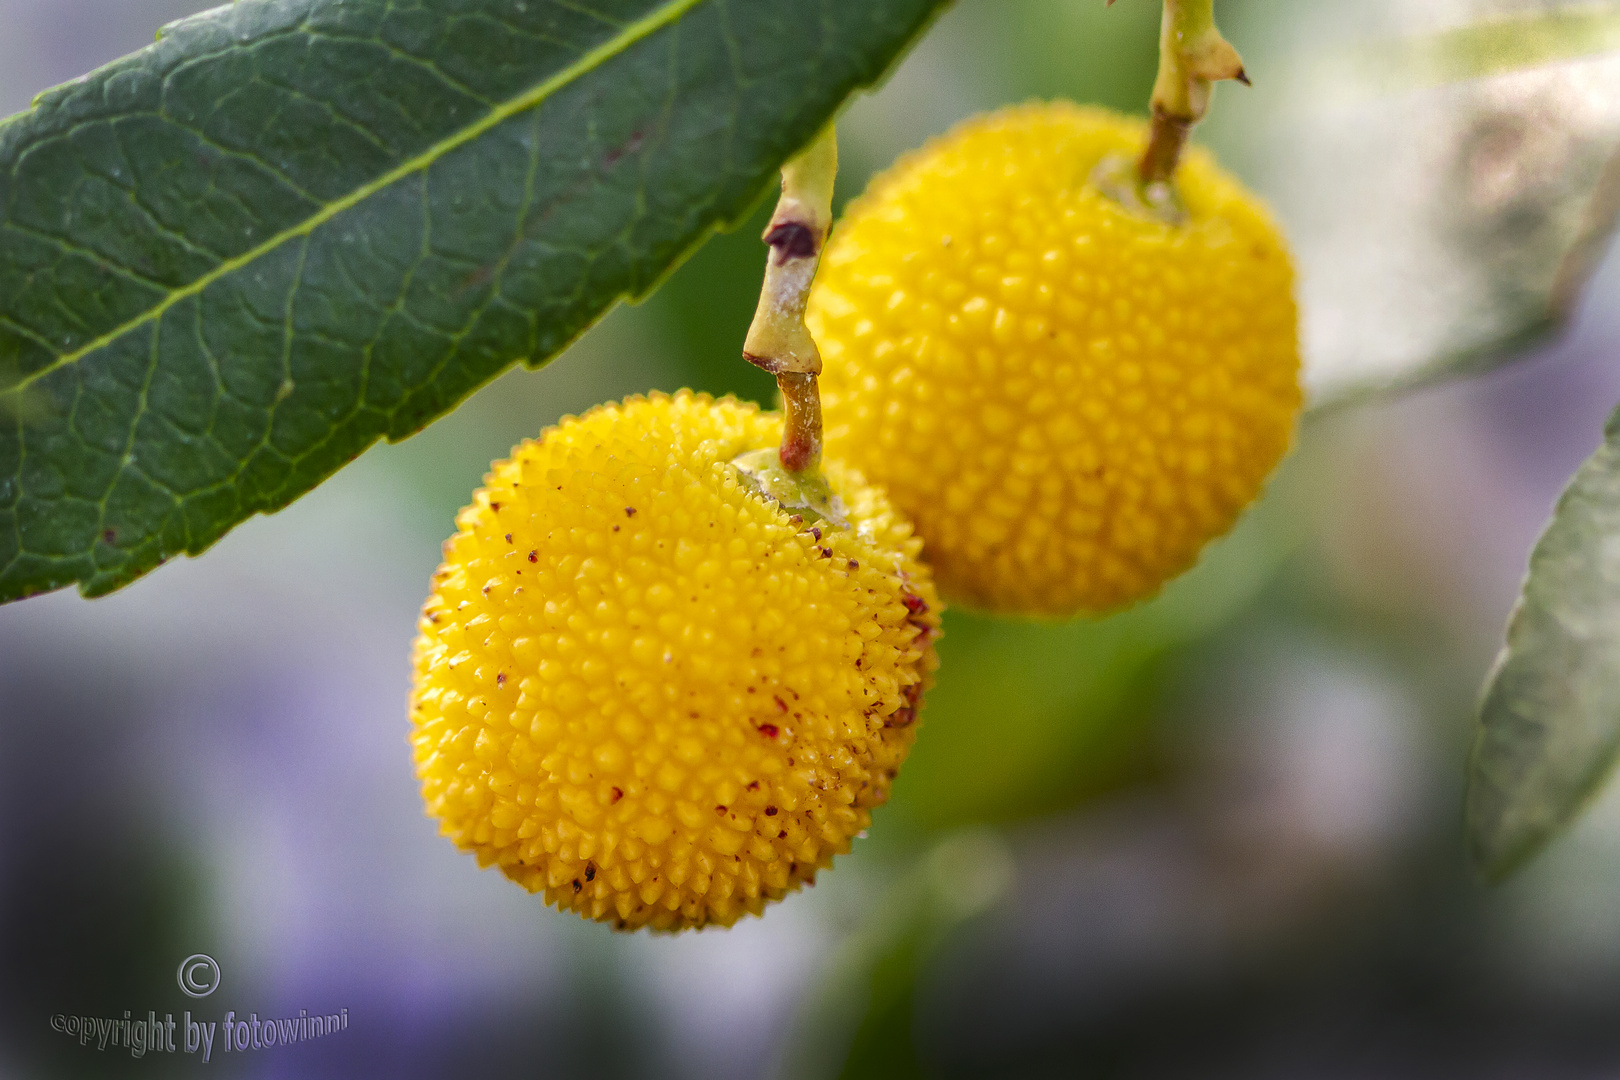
[1468, 404, 1620, 880]
[0, 0, 947, 602]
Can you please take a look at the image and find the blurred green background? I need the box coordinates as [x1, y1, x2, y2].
[7, 1, 1620, 1077]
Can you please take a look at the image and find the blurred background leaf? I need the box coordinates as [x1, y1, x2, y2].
[1469, 403, 1620, 881]
[1208, 0, 1620, 407]
[1348, 7, 1620, 89]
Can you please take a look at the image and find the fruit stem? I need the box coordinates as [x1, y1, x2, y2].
[742, 124, 838, 473]
[775, 371, 822, 473]
[1139, 0, 1249, 185]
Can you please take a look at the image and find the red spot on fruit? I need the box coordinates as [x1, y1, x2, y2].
[505, 533, 513, 543]
[773, 695, 788, 713]
[624, 507, 637, 517]
[765, 806, 778, 816]
[610, 787, 623, 803]
[496, 672, 506, 686]
[747, 781, 760, 791]
[885, 707, 916, 729]
[585, 863, 596, 881]
[758, 723, 780, 739]
[714, 805, 727, 816]
[528, 551, 538, 562]
[902, 593, 929, 615]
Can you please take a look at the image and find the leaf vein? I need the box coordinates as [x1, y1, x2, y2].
[4, 0, 710, 399]
[2, 221, 174, 295]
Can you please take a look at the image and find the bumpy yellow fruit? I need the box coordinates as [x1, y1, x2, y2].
[808, 103, 1301, 616]
[409, 391, 940, 931]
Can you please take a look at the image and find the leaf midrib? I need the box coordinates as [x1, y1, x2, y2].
[1, 0, 709, 399]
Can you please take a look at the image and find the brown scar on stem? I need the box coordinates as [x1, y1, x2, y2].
[764, 221, 818, 262]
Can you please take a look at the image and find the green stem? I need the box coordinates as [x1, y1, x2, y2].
[741, 125, 838, 472]
[1139, 0, 1248, 185]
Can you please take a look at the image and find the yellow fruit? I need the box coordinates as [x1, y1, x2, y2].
[808, 103, 1301, 616]
[408, 391, 940, 931]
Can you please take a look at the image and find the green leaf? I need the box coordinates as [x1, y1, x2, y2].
[1205, 0, 1620, 408]
[1468, 404, 1620, 880]
[0, 0, 947, 602]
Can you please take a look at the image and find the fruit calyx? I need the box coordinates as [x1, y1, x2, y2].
[731, 447, 849, 529]
[1091, 152, 1189, 226]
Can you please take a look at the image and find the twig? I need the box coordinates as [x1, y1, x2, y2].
[742, 125, 838, 472]
[1139, 0, 1248, 185]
